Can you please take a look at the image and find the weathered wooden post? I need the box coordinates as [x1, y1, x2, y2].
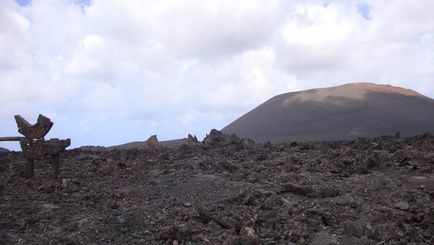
[0, 114, 70, 179]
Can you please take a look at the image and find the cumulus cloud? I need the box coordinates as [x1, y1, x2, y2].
[1, 0, 434, 148]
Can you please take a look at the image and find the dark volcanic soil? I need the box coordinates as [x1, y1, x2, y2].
[1, 133, 433, 244]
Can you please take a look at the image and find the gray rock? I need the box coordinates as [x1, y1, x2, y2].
[394, 201, 410, 211]
[310, 231, 337, 245]
[341, 236, 375, 245]
[341, 237, 360, 245]
[333, 194, 359, 208]
[236, 226, 260, 245]
[343, 220, 364, 238]
[341, 157, 354, 166]
[39, 203, 61, 214]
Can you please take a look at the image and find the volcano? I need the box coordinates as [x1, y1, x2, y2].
[222, 82, 434, 142]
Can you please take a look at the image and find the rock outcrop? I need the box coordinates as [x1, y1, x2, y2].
[203, 129, 240, 146]
[143, 135, 159, 147]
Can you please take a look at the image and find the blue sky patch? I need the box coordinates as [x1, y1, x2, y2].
[322, 0, 332, 7]
[16, 0, 91, 7]
[74, 0, 91, 6]
[357, 3, 372, 20]
[15, 0, 31, 6]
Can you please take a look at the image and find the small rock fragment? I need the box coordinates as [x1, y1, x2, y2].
[394, 201, 410, 211]
[310, 231, 337, 245]
[240, 226, 260, 245]
[342, 220, 363, 238]
[342, 158, 354, 166]
[229, 227, 260, 245]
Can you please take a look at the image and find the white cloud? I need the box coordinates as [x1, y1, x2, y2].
[1, 0, 434, 148]
[202, 48, 298, 108]
[279, 3, 361, 71]
[0, 1, 30, 70]
[66, 34, 106, 76]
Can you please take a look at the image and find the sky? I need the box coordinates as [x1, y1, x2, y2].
[1, 0, 434, 150]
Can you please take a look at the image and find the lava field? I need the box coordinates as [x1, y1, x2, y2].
[1, 132, 433, 244]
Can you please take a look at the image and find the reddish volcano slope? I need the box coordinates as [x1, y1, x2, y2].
[223, 83, 434, 142]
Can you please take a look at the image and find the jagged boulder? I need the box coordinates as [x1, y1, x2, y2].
[15, 114, 53, 139]
[184, 134, 199, 145]
[143, 135, 159, 147]
[189, 134, 198, 142]
[203, 129, 240, 146]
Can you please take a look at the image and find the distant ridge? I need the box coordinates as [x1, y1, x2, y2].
[222, 82, 434, 142]
[0, 147, 10, 154]
[108, 134, 199, 150]
[108, 139, 186, 150]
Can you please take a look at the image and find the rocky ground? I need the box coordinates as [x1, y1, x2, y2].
[1, 131, 433, 244]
